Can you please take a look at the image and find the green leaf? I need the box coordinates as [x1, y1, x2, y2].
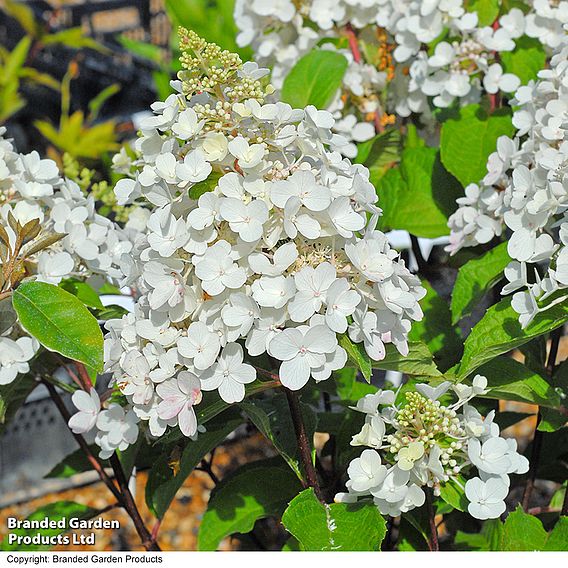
[282, 489, 387, 551]
[465, 0, 499, 26]
[281, 50, 348, 110]
[456, 296, 568, 380]
[539, 359, 568, 431]
[0, 372, 38, 434]
[439, 477, 468, 512]
[375, 167, 405, 231]
[334, 367, 376, 401]
[501, 36, 547, 85]
[42, 28, 107, 53]
[0, 297, 17, 335]
[373, 342, 441, 377]
[544, 517, 568, 551]
[440, 105, 515, 187]
[59, 279, 104, 309]
[477, 356, 560, 407]
[451, 242, 510, 324]
[338, 334, 372, 381]
[88, 83, 121, 121]
[4, 36, 31, 82]
[189, 171, 223, 200]
[45, 446, 104, 479]
[12, 281, 104, 372]
[502, 506, 548, 551]
[0, 501, 97, 551]
[356, 129, 401, 183]
[409, 280, 462, 371]
[377, 147, 462, 238]
[240, 395, 317, 481]
[92, 304, 129, 320]
[117, 35, 165, 63]
[198, 459, 302, 550]
[165, 0, 250, 58]
[145, 412, 241, 518]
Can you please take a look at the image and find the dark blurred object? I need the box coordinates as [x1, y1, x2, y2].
[0, 0, 171, 152]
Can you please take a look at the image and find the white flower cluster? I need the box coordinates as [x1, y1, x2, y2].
[336, 378, 528, 519]
[448, 34, 568, 326]
[234, 0, 554, 126]
[0, 128, 131, 385]
[88, 31, 425, 453]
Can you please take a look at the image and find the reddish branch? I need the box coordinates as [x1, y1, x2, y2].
[43, 378, 161, 551]
[284, 387, 325, 501]
[425, 488, 439, 551]
[110, 454, 161, 551]
[345, 23, 362, 64]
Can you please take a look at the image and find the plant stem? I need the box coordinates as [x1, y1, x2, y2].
[345, 23, 362, 63]
[42, 379, 122, 503]
[109, 454, 161, 551]
[44, 378, 161, 551]
[561, 483, 568, 517]
[522, 329, 562, 510]
[425, 488, 439, 551]
[284, 387, 325, 501]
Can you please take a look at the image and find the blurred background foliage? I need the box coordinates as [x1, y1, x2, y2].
[0, 0, 242, 171]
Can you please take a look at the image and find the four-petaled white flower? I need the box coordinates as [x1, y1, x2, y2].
[194, 240, 247, 295]
[465, 477, 508, 520]
[156, 372, 202, 436]
[268, 325, 337, 389]
[68, 388, 101, 434]
[288, 262, 337, 322]
[200, 343, 256, 403]
[346, 449, 387, 492]
[178, 321, 221, 371]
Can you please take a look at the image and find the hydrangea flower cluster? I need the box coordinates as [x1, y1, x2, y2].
[0, 127, 131, 385]
[90, 30, 425, 453]
[234, 1, 552, 129]
[336, 377, 529, 519]
[448, 34, 568, 326]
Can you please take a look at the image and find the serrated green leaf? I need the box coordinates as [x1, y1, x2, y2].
[457, 296, 568, 380]
[373, 342, 441, 377]
[0, 372, 38, 434]
[240, 395, 317, 481]
[145, 412, 242, 518]
[12, 281, 104, 372]
[465, 0, 499, 26]
[376, 147, 461, 238]
[477, 356, 560, 408]
[59, 279, 104, 309]
[375, 166, 405, 231]
[189, 171, 223, 200]
[440, 105, 515, 187]
[282, 489, 387, 551]
[502, 506, 548, 551]
[281, 50, 348, 109]
[355, 129, 401, 181]
[338, 334, 372, 381]
[451, 242, 510, 324]
[45, 445, 105, 479]
[501, 36, 547, 85]
[409, 280, 462, 371]
[198, 459, 302, 550]
[439, 477, 468, 512]
[544, 517, 568, 551]
[0, 297, 17, 335]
